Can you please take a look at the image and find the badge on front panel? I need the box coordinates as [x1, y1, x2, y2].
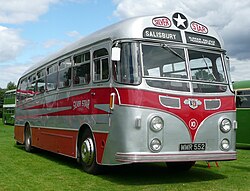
[184, 98, 202, 109]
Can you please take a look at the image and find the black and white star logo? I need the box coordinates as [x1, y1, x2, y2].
[172, 13, 188, 30]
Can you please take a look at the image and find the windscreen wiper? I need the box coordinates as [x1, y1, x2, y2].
[202, 55, 216, 81]
[161, 44, 185, 61]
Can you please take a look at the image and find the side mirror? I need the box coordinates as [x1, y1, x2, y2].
[111, 47, 121, 61]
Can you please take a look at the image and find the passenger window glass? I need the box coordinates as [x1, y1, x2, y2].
[59, 58, 72, 88]
[47, 64, 58, 91]
[93, 48, 109, 82]
[37, 69, 45, 94]
[27, 74, 36, 97]
[73, 52, 90, 85]
[17, 78, 28, 102]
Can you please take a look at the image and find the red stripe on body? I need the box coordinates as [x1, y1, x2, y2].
[18, 88, 112, 118]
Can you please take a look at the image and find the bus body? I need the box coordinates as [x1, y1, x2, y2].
[14, 12, 237, 174]
[2, 89, 16, 125]
[233, 80, 250, 147]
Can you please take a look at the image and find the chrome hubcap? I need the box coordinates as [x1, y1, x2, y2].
[81, 138, 94, 165]
[25, 129, 31, 147]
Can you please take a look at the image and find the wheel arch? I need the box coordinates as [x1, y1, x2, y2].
[24, 121, 31, 128]
[24, 121, 32, 137]
[77, 123, 95, 162]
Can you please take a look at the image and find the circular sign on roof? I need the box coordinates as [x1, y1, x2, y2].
[172, 12, 188, 30]
[152, 17, 171, 28]
[190, 21, 208, 34]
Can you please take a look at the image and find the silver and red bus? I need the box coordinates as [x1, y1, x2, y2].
[14, 12, 237, 174]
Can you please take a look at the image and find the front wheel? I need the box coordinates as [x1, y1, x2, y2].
[79, 129, 102, 174]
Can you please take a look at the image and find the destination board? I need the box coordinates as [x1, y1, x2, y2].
[143, 28, 182, 42]
[185, 32, 221, 48]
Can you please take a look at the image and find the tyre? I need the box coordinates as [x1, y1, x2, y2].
[166, 161, 195, 171]
[16, 141, 22, 145]
[79, 129, 101, 174]
[24, 125, 32, 152]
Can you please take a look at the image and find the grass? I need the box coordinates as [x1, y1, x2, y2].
[0, 120, 249, 191]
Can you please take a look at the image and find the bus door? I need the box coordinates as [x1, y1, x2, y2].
[91, 43, 112, 130]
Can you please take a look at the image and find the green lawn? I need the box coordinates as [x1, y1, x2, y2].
[0, 121, 249, 191]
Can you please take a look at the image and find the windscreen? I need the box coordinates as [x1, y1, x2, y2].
[189, 49, 227, 93]
[142, 44, 190, 92]
[141, 43, 228, 93]
[143, 44, 188, 79]
[189, 50, 226, 83]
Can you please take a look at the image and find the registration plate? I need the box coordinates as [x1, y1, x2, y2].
[179, 143, 206, 151]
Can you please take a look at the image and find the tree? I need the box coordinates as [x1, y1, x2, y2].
[7, 81, 17, 90]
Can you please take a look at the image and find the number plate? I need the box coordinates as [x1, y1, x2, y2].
[179, 143, 206, 151]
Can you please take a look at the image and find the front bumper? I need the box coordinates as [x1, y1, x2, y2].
[116, 151, 237, 163]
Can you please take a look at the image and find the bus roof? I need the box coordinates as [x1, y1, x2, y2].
[23, 12, 224, 77]
[5, 89, 16, 94]
[233, 80, 250, 90]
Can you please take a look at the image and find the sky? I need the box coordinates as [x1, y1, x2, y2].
[0, 0, 250, 88]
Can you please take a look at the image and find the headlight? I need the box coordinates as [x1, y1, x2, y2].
[221, 139, 230, 151]
[150, 116, 164, 132]
[220, 118, 232, 133]
[149, 138, 162, 152]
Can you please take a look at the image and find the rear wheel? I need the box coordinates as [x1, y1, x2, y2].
[24, 125, 32, 152]
[166, 161, 195, 171]
[79, 129, 101, 174]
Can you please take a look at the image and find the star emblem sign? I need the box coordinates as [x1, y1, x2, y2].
[172, 13, 188, 30]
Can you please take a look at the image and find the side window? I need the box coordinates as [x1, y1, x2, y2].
[236, 90, 250, 108]
[93, 48, 109, 82]
[59, 58, 72, 88]
[17, 78, 28, 102]
[27, 74, 36, 97]
[37, 69, 46, 94]
[73, 52, 90, 86]
[113, 42, 141, 85]
[47, 64, 58, 91]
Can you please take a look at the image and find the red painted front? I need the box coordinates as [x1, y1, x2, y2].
[93, 132, 109, 163]
[115, 88, 235, 142]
